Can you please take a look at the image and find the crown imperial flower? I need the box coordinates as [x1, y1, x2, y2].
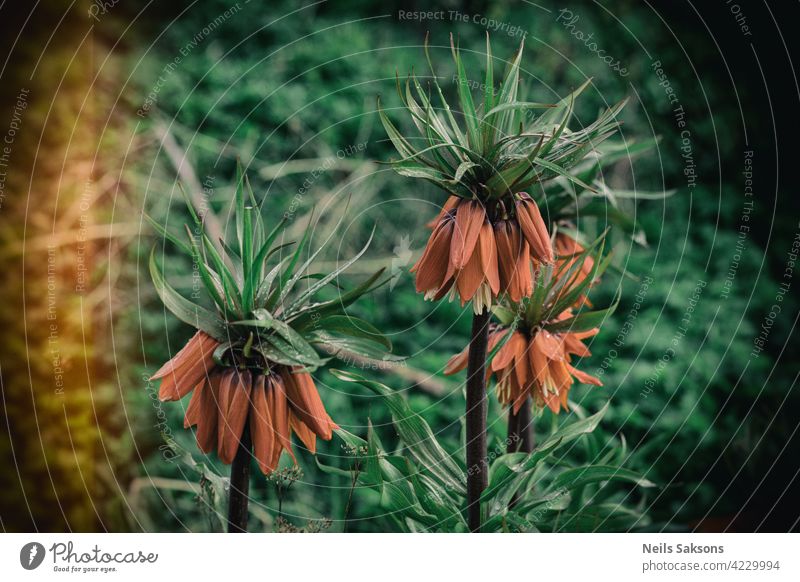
[444, 233, 615, 413]
[445, 313, 601, 414]
[380, 33, 627, 532]
[147, 165, 391, 474]
[381, 35, 623, 313]
[554, 231, 597, 308]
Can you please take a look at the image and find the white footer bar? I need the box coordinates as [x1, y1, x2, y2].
[0, 533, 797, 581]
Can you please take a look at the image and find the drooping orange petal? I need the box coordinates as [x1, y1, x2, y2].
[478, 221, 500, 295]
[516, 197, 553, 263]
[216, 370, 236, 455]
[183, 379, 206, 429]
[426, 195, 460, 228]
[550, 359, 574, 394]
[153, 332, 217, 402]
[411, 219, 443, 274]
[410, 244, 429, 275]
[155, 354, 194, 399]
[327, 415, 339, 432]
[564, 334, 591, 357]
[150, 331, 217, 380]
[449, 200, 485, 270]
[156, 351, 210, 401]
[513, 346, 529, 390]
[410, 218, 453, 273]
[492, 331, 526, 371]
[283, 369, 333, 440]
[220, 370, 253, 464]
[494, 221, 514, 295]
[444, 346, 469, 375]
[509, 373, 528, 414]
[268, 374, 294, 465]
[554, 308, 574, 321]
[528, 337, 549, 386]
[505, 222, 531, 302]
[516, 201, 547, 261]
[290, 372, 334, 441]
[488, 329, 509, 352]
[290, 411, 318, 454]
[164, 353, 216, 402]
[556, 233, 589, 270]
[414, 220, 453, 293]
[559, 385, 570, 410]
[534, 330, 563, 360]
[543, 388, 561, 413]
[569, 365, 603, 386]
[511, 379, 529, 415]
[195, 373, 220, 454]
[495, 368, 513, 406]
[555, 232, 574, 255]
[432, 276, 455, 301]
[455, 240, 485, 303]
[513, 238, 533, 300]
[571, 328, 599, 341]
[250, 375, 276, 474]
[555, 233, 595, 302]
[484, 329, 508, 383]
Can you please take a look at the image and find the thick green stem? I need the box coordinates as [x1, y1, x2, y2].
[227, 420, 252, 533]
[466, 309, 491, 532]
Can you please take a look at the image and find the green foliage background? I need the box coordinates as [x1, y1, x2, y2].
[117, 0, 798, 532]
[2, 0, 797, 532]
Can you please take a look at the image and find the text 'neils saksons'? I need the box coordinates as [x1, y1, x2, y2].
[643, 543, 724, 554]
